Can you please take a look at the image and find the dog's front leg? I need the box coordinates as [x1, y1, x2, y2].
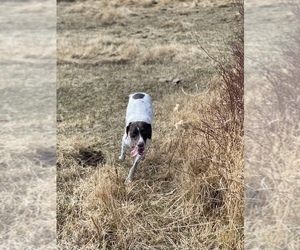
[125, 155, 142, 182]
[118, 134, 127, 161]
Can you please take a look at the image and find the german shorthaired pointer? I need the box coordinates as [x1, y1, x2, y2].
[119, 92, 153, 182]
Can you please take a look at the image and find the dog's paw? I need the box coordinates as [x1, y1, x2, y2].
[118, 155, 125, 161]
[125, 176, 132, 183]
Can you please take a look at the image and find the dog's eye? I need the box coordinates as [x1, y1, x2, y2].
[130, 129, 138, 138]
[130, 132, 137, 138]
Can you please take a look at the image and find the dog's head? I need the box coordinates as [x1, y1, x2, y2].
[126, 121, 152, 155]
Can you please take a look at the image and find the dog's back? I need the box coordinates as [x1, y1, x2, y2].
[126, 92, 153, 126]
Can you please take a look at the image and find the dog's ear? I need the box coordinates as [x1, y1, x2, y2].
[146, 124, 152, 140]
[138, 123, 152, 142]
[126, 122, 132, 137]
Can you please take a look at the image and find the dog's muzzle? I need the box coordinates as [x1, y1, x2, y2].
[130, 144, 145, 157]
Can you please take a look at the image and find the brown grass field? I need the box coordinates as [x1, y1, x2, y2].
[57, 0, 243, 249]
[1, 0, 299, 249]
[1, 1, 56, 249]
[244, 0, 300, 248]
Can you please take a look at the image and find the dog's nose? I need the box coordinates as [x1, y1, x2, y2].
[137, 142, 144, 147]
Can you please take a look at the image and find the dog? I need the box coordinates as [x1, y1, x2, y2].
[119, 92, 153, 182]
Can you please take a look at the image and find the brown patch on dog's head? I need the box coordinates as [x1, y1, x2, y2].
[126, 121, 152, 143]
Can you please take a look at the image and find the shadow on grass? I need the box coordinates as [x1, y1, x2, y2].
[75, 147, 106, 167]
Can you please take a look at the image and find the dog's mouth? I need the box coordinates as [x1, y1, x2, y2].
[130, 145, 145, 157]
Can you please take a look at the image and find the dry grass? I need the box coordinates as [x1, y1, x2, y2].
[245, 0, 300, 248]
[57, 0, 243, 248]
[1, 159, 56, 249]
[58, 36, 202, 66]
[60, 0, 231, 8]
[1, 1, 56, 249]
[57, 87, 244, 248]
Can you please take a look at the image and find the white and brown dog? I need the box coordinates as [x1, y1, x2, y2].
[119, 92, 153, 182]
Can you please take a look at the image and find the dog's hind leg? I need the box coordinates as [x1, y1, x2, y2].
[125, 155, 142, 182]
[119, 134, 127, 161]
